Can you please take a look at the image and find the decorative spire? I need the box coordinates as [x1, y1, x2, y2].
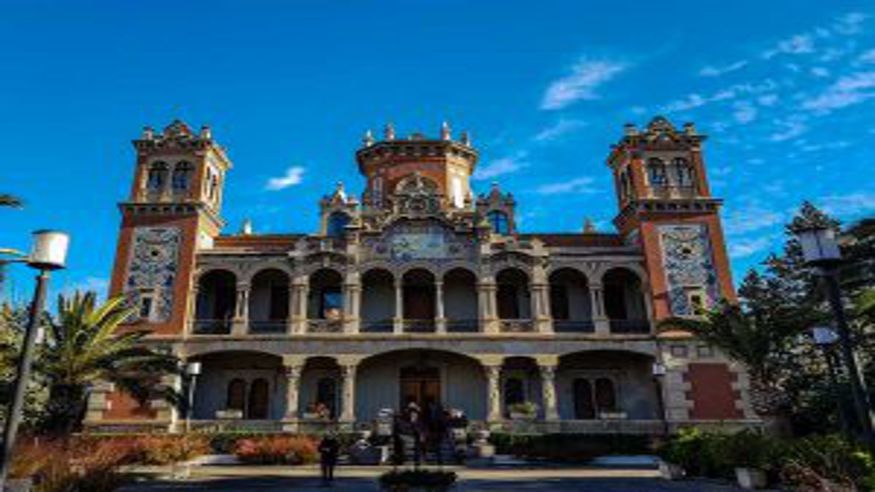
[460, 130, 471, 146]
[240, 218, 253, 236]
[440, 121, 451, 141]
[362, 129, 375, 147]
[384, 122, 396, 141]
[623, 123, 638, 136]
[199, 125, 212, 140]
[142, 126, 154, 140]
[583, 217, 596, 233]
[683, 122, 697, 135]
[333, 181, 347, 202]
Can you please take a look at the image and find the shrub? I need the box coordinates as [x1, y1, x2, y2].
[134, 434, 211, 465]
[378, 469, 457, 492]
[780, 435, 875, 492]
[8, 438, 129, 492]
[490, 433, 651, 462]
[508, 402, 538, 417]
[233, 435, 319, 465]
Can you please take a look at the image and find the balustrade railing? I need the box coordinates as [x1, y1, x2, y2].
[360, 319, 394, 333]
[308, 319, 344, 333]
[609, 319, 651, 334]
[499, 319, 534, 333]
[403, 319, 436, 333]
[248, 320, 288, 334]
[445, 319, 479, 333]
[192, 319, 232, 335]
[553, 319, 595, 333]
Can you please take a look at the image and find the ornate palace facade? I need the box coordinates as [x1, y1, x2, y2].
[87, 117, 759, 434]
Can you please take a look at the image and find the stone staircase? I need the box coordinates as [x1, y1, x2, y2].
[398, 433, 461, 465]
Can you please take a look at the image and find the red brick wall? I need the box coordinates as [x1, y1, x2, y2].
[685, 363, 743, 419]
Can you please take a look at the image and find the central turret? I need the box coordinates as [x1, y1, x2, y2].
[355, 122, 478, 210]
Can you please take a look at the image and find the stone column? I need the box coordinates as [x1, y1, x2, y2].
[232, 282, 250, 335]
[343, 272, 361, 334]
[291, 275, 309, 334]
[393, 278, 404, 334]
[531, 284, 552, 333]
[485, 364, 503, 422]
[283, 364, 302, 420]
[478, 277, 498, 334]
[641, 280, 655, 334]
[339, 363, 358, 423]
[185, 284, 199, 337]
[590, 282, 610, 335]
[540, 364, 560, 421]
[435, 280, 446, 333]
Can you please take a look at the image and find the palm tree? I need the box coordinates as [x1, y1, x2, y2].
[39, 291, 181, 435]
[0, 194, 22, 208]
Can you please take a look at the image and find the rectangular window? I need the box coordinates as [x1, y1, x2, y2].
[139, 294, 154, 321]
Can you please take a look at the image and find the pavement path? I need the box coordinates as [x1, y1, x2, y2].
[118, 466, 760, 491]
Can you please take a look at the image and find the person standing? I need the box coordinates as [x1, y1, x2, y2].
[318, 433, 340, 486]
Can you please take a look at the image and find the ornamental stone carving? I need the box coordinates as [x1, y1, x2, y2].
[658, 224, 719, 315]
[125, 226, 181, 322]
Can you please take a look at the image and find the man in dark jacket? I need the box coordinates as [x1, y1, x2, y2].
[318, 433, 340, 486]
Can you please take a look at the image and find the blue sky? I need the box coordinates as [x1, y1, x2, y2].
[1, 0, 874, 301]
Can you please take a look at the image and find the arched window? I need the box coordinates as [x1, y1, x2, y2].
[647, 159, 668, 187]
[594, 378, 617, 413]
[326, 212, 351, 237]
[487, 210, 510, 235]
[573, 379, 595, 419]
[503, 377, 525, 408]
[247, 378, 270, 419]
[316, 377, 337, 417]
[146, 162, 168, 192]
[172, 162, 194, 191]
[673, 158, 694, 187]
[227, 378, 246, 412]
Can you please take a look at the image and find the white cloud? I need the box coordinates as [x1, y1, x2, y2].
[723, 202, 784, 236]
[265, 166, 305, 190]
[662, 80, 777, 113]
[473, 152, 528, 180]
[540, 59, 627, 110]
[732, 101, 758, 124]
[800, 140, 850, 152]
[757, 94, 779, 106]
[699, 60, 748, 77]
[811, 67, 830, 78]
[819, 192, 875, 217]
[533, 118, 587, 142]
[769, 118, 808, 141]
[802, 71, 875, 112]
[859, 48, 875, 63]
[833, 12, 867, 35]
[535, 176, 597, 195]
[729, 236, 775, 259]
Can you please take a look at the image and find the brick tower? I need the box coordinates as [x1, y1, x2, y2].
[607, 116, 735, 321]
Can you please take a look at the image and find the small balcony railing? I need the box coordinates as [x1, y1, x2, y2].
[499, 319, 534, 333]
[553, 319, 595, 333]
[403, 319, 436, 333]
[248, 320, 288, 334]
[446, 319, 479, 333]
[360, 319, 394, 333]
[192, 319, 232, 335]
[308, 319, 344, 333]
[609, 319, 651, 334]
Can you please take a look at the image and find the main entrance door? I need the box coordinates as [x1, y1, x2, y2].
[400, 366, 440, 409]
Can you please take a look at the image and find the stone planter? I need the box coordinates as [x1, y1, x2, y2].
[735, 467, 767, 489]
[4, 478, 33, 492]
[659, 461, 685, 480]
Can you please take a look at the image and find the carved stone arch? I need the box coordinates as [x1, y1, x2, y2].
[545, 263, 594, 284]
[438, 261, 480, 278]
[489, 251, 534, 275]
[399, 261, 441, 278]
[299, 252, 348, 275]
[193, 266, 241, 285]
[241, 262, 294, 284]
[596, 262, 648, 284]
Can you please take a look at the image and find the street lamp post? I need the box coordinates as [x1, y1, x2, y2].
[812, 326, 852, 440]
[184, 361, 202, 434]
[796, 224, 875, 449]
[652, 361, 669, 437]
[0, 230, 70, 490]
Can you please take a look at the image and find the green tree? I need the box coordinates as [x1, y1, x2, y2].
[39, 292, 181, 435]
[0, 304, 49, 428]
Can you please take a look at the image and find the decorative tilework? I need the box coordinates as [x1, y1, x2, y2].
[362, 221, 477, 265]
[658, 224, 719, 316]
[125, 227, 181, 322]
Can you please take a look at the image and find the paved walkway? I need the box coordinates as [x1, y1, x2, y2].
[119, 466, 756, 491]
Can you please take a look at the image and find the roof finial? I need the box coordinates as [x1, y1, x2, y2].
[384, 122, 396, 141]
[440, 121, 451, 141]
[460, 130, 471, 146]
[240, 218, 253, 236]
[199, 125, 212, 140]
[583, 217, 596, 233]
[142, 126, 154, 140]
[363, 129, 375, 147]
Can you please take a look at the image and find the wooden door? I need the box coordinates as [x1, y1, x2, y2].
[400, 367, 440, 408]
[573, 378, 595, 419]
[248, 378, 270, 419]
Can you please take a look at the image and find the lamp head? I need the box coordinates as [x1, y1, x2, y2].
[27, 230, 69, 270]
[795, 225, 841, 266]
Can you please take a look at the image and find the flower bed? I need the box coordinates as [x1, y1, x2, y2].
[233, 435, 319, 465]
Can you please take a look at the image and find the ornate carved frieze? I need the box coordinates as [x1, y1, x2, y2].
[125, 227, 181, 322]
[658, 224, 719, 316]
[361, 220, 477, 266]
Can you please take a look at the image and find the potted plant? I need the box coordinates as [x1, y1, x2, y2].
[508, 401, 538, 420]
[378, 469, 457, 492]
[727, 431, 773, 490]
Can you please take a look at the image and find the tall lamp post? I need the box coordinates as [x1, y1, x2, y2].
[811, 326, 851, 440]
[184, 361, 202, 433]
[795, 224, 875, 449]
[0, 230, 70, 489]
